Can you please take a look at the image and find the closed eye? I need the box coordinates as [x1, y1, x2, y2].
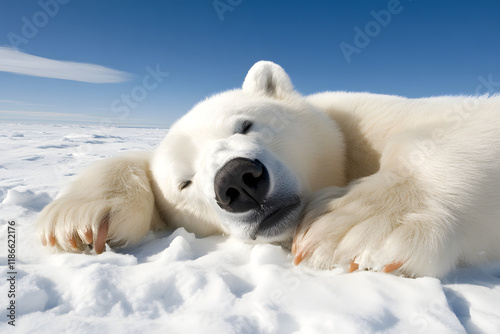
[240, 120, 253, 135]
[179, 180, 192, 191]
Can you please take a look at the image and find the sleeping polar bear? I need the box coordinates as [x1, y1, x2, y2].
[37, 61, 500, 278]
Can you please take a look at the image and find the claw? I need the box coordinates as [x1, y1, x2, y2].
[383, 261, 403, 273]
[95, 214, 109, 254]
[82, 228, 93, 244]
[41, 235, 47, 247]
[48, 234, 56, 247]
[348, 259, 359, 273]
[293, 249, 308, 266]
[292, 226, 311, 256]
[68, 235, 78, 249]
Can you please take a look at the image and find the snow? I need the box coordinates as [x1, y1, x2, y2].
[2, 189, 52, 212]
[1, 122, 500, 333]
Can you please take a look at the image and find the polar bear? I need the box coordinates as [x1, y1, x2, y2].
[37, 61, 500, 278]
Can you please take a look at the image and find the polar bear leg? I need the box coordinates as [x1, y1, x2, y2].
[293, 128, 461, 277]
[37, 152, 163, 253]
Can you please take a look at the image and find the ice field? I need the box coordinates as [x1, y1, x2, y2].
[1, 123, 499, 334]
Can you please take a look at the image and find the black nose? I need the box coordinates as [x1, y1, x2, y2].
[214, 158, 270, 213]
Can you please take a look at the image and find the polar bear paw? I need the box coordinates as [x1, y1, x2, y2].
[36, 153, 160, 254]
[36, 197, 115, 254]
[292, 172, 442, 277]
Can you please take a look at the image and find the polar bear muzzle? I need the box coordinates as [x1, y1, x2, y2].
[214, 157, 270, 213]
[213, 156, 303, 241]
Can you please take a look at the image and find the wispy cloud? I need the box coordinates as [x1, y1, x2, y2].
[0, 110, 155, 126]
[0, 99, 55, 107]
[0, 110, 103, 119]
[0, 46, 131, 84]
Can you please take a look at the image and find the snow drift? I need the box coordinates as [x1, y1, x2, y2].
[1, 123, 499, 333]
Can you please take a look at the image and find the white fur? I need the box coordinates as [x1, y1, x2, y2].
[296, 92, 500, 277]
[37, 61, 500, 278]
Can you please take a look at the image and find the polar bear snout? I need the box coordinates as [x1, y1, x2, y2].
[214, 158, 270, 213]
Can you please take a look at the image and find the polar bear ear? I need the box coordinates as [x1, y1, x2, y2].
[242, 61, 295, 99]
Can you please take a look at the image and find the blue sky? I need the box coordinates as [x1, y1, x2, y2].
[1, 0, 499, 127]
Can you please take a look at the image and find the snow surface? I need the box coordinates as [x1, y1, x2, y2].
[1, 123, 500, 334]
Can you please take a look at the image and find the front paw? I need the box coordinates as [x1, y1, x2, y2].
[36, 197, 112, 254]
[292, 174, 431, 275]
[291, 186, 364, 270]
[293, 202, 406, 274]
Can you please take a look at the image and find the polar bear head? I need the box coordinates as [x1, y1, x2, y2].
[152, 61, 345, 243]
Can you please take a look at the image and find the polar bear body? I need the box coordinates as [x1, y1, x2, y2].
[299, 92, 500, 277]
[37, 61, 500, 277]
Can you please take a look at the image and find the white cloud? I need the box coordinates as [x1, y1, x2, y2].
[0, 110, 102, 119]
[0, 99, 55, 107]
[0, 46, 131, 83]
[0, 110, 151, 124]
